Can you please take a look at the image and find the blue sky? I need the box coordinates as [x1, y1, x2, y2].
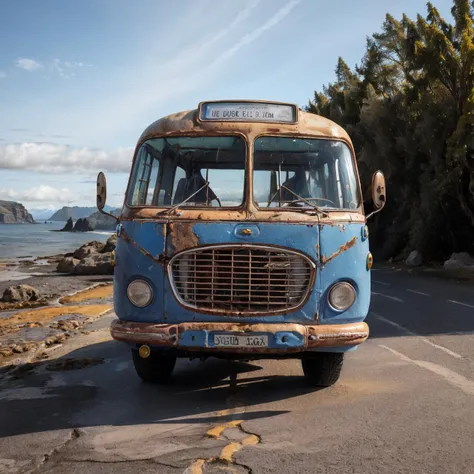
[0, 0, 452, 216]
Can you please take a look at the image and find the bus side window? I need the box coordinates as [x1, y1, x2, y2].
[128, 146, 160, 206]
[145, 157, 160, 205]
[136, 149, 154, 205]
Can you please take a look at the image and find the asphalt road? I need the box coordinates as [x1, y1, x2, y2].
[1, 266, 474, 474]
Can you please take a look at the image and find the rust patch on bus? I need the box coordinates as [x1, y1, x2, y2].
[119, 227, 167, 265]
[168, 221, 199, 253]
[110, 320, 369, 351]
[321, 236, 357, 265]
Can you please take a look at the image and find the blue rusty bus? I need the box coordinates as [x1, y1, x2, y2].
[96, 100, 386, 387]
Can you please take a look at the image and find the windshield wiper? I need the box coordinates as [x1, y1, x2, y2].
[156, 183, 209, 216]
[269, 185, 328, 217]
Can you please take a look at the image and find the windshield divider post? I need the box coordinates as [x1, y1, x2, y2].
[278, 163, 282, 207]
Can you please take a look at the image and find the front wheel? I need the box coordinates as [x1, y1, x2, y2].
[131, 350, 176, 384]
[301, 353, 344, 387]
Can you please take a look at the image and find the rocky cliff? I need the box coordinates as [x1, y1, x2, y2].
[0, 200, 35, 224]
[49, 205, 115, 221]
[87, 209, 121, 230]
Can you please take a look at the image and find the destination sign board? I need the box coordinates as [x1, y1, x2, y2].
[199, 102, 297, 123]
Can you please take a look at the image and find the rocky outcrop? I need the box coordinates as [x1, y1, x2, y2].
[61, 217, 74, 231]
[1, 285, 41, 303]
[72, 241, 105, 259]
[73, 254, 114, 275]
[0, 200, 35, 224]
[56, 235, 116, 275]
[73, 218, 93, 232]
[56, 256, 80, 273]
[102, 234, 117, 253]
[58, 217, 94, 232]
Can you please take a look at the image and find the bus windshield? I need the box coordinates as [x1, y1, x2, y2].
[127, 136, 246, 208]
[253, 137, 360, 210]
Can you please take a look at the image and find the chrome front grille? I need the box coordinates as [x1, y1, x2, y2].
[169, 245, 315, 315]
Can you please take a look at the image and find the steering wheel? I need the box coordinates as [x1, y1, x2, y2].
[283, 197, 337, 208]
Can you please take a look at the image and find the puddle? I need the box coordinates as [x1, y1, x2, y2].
[0, 269, 45, 282]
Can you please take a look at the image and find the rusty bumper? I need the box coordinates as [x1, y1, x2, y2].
[110, 320, 369, 353]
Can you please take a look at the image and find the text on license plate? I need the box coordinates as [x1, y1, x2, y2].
[214, 334, 268, 347]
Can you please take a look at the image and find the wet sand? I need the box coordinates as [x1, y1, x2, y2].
[0, 255, 114, 371]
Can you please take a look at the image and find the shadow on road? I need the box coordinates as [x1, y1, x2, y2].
[0, 339, 316, 438]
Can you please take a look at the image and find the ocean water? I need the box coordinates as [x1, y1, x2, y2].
[0, 222, 114, 259]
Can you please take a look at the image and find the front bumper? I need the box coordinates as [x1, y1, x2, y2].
[110, 320, 369, 353]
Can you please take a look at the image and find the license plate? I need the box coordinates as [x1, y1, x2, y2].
[214, 334, 268, 348]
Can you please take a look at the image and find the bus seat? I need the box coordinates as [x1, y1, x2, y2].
[173, 178, 187, 204]
[281, 169, 311, 201]
[183, 171, 217, 204]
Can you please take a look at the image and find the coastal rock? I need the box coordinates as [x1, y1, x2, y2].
[72, 253, 114, 275]
[0, 200, 35, 224]
[57, 256, 80, 273]
[56, 239, 115, 275]
[1, 284, 41, 303]
[102, 234, 117, 253]
[73, 218, 94, 232]
[73, 241, 105, 259]
[61, 217, 74, 231]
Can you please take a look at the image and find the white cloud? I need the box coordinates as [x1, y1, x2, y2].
[0, 71, 6, 79]
[14, 58, 87, 77]
[0, 185, 74, 202]
[0, 142, 133, 173]
[15, 58, 43, 72]
[52, 59, 87, 78]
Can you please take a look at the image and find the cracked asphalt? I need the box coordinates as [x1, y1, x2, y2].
[1, 266, 474, 473]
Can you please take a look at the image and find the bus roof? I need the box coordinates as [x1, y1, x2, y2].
[138, 101, 352, 145]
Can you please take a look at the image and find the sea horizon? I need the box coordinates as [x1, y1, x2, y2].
[0, 221, 113, 260]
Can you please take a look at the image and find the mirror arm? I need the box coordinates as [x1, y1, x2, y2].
[98, 208, 119, 222]
[366, 195, 385, 220]
[366, 207, 381, 220]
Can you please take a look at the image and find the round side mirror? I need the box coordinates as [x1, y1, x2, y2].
[97, 172, 107, 211]
[372, 171, 386, 210]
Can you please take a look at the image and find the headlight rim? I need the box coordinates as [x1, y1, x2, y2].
[127, 279, 153, 308]
[327, 281, 357, 312]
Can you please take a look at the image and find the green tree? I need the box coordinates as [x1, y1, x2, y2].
[306, 0, 474, 262]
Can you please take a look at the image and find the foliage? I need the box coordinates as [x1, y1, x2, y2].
[306, 0, 474, 262]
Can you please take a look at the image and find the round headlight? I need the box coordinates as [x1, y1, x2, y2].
[328, 282, 356, 311]
[127, 280, 153, 307]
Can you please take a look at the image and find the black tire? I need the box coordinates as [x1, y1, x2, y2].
[131, 350, 176, 384]
[301, 353, 344, 387]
